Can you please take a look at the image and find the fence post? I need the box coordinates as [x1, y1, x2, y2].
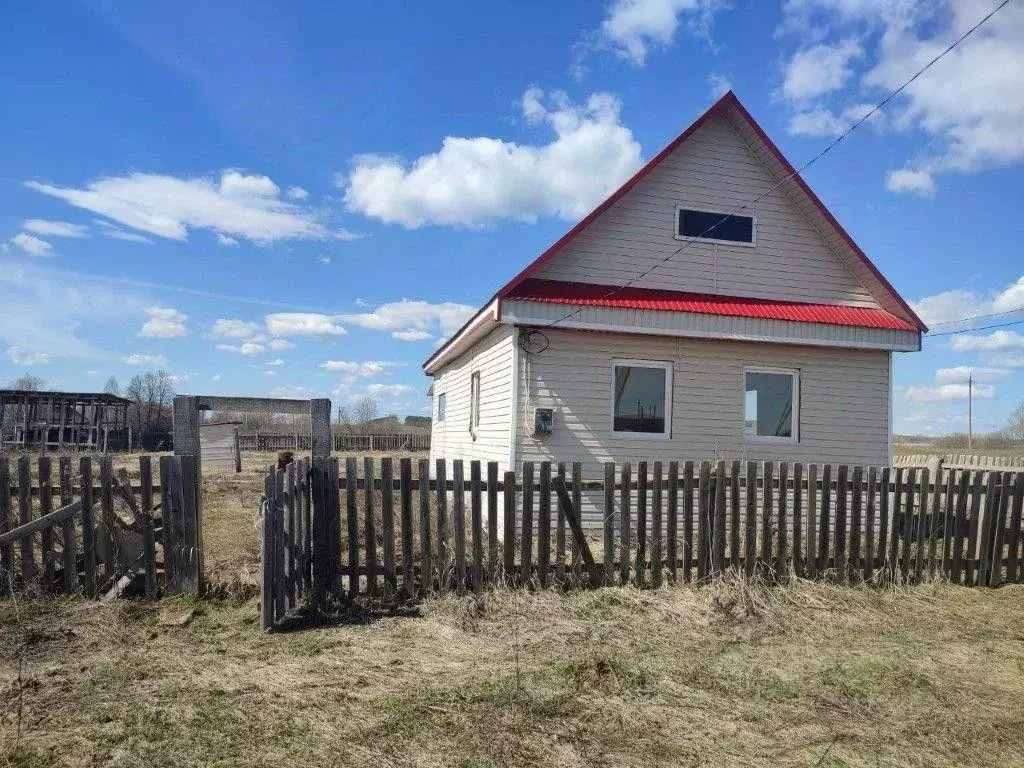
[172, 396, 203, 590]
[308, 398, 332, 606]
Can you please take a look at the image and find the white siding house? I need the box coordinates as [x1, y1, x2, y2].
[425, 92, 925, 517]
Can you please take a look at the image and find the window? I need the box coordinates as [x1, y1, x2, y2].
[676, 207, 755, 245]
[469, 372, 481, 434]
[436, 392, 446, 422]
[611, 360, 672, 438]
[744, 368, 798, 442]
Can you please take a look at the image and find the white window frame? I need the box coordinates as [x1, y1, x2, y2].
[469, 371, 481, 437]
[610, 359, 673, 440]
[742, 366, 799, 444]
[436, 392, 446, 422]
[674, 205, 757, 248]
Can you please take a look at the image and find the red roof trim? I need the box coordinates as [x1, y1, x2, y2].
[508, 279, 919, 332]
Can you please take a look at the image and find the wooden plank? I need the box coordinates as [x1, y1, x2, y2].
[712, 460, 726, 577]
[39, 457, 54, 591]
[0, 500, 82, 546]
[291, 460, 303, 600]
[520, 461, 534, 585]
[78, 457, 96, 596]
[159, 457, 175, 593]
[899, 468, 917, 581]
[818, 464, 832, 576]
[537, 461, 551, 588]
[914, 468, 930, 582]
[452, 460, 467, 595]
[572, 462, 582, 580]
[635, 461, 647, 587]
[927, 467, 942, 578]
[966, 470, 984, 587]
[666, 461, 679, 583]
[18, 457, 35, 584]
[470, 461, 483, 593]
[381, 457, 396, 591]
[652, 461, 663, 588]
[364, 457, 378, 595]
[328, 457, 343, 599]
[834, 465, 848, 583]
[281, 463, 293, 611]
[777, 462, 789, 577]
[400, 458, 415, 595]
[729, 460, 741, 570]
[555, 462, 566, 583]
[620, 461, 631, 585]
[760, 461, 774, 577]
[951, 470, 971, 584]
[864, 467, 877, 582]
[165, 457, 185, 595]
[135, 456, 155, 599]
[745, 461, 757, 578]
[260, 472, 275, 631]
[309, 456, 329, 605]
[941, 469, 957, 577]
[806, 464, 818, 579]
[346, 458, 359, 598]
[603, 463, 615, 585]
[487, 462, 499, 585]
[552, 477, 599, 585]
[848, 466, 862, 581]
[696, 461, 710, 582]
[59, 457, 77, 595]
[0, 458, 10, 582]
[978, 471, 998, 587]
[503, 471, 516, 583]
[878, 467, 892, 579]
[418, 458, 432, 594]
[989, 472, 1012, 587]
[274, 468, 286, 616]
[682, 461, 694, 582]
[792, 463, 804, 578]
[1006, 472, 1024, 584]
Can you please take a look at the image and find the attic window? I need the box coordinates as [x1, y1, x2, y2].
[676, 207, 755, 245]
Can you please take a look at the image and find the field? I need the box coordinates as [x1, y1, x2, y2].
[2, 451, 1024, 766]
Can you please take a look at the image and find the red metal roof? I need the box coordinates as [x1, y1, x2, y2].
[507, 279, 920, 332]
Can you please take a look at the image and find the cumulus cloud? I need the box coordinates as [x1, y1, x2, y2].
[911, 276, 1024, 327]
[341, 89, 642, 228]
[25, 169, 349, 245]
[886, 168, 934, 197]
[211, 318, 262, 339]
[948, 330, 1024, 353]
[216, 341, 265, 356]
[265, 313, 348, 337]
[335, 299, 476, 338]
[138, 306, 188, 338]
[268, 338, 295, 351]
[392, 329, 433, 342]
[7, 346, 50, 366]
[585, 0, 725, 68]
[21, 219, 89, 238]
[783, 39, 863, 101]
[265, 358, 285, 367]
[286, 186, 309, 200]
[934, 365, 1012, 384]
[216, 233, 239, 247]
[11, 233, 53, 257]
[320, 360, 404, 377]
[707, 72, 732, 98]
[123, 353, 167, 366]
[905, 382, 996, 402]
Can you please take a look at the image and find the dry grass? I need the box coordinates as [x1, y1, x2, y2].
[2, 577, 1023, 767]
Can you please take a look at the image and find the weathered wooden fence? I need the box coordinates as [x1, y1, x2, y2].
[895, 453, 1024, 470]
[239, 432, 430, 453]
[0, 455, 198, 598]
[260, 457, 1024, 630]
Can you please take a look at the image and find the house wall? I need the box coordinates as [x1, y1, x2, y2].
[514, 328, 891, 524]
[200, 424, 239, 471]
[530, 114, 880, 309]
[429, 324, 515, 472]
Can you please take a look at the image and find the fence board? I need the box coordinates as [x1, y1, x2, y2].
[436, 458, 449, 590]
[683, 461, 694, 583]
[537, 462, 551, 589]
[418, 459, 431, 594]
[471, 461, 483, 592]
[603, 462, 615, 585]
[620, 462, 631, 585]
[345, 458, 359, 598]
[989, 473, 1011, 587]
[0, 459, 10, 580]
[928, 468, 942, 578]
[965, 471, 984, 586]
[260, 472, 275, 630]
[898, 468, 916, 580]
[834, 465, 848, 583]
[487, 462, 499, 586]
[555, 462, 566, 582]
[818, 464, 832, 576]
[849, 466, 862, 582]
[745, 461, 757, 578]
[666, 461, 679, 584]
[503, 471, 516, 583]
[888, 468, 903, 580]
[381, 458, 396, 591]
[38, 457, 54, 591]
[712, 461, 726, 576]
[729, 461, 741, 571]
[1007, 472, 1024, 584]
[978, 472, 998, 587]
[18, 457, 34, 584]
[282, 464, 294, 612]
[793, 463, 804, 578]
[59, 457, 77, 595]
[636, 462, 648, 587]
[760, 461, 774, 576]
[777, 462, 789, 578]
[951, 470, 970, 584]
[914, 468, 929, 582]
[806, 464, 818, 579]
[697, 461, 710, 582]
[864, 467, 876, 582]
[138, 456, 155, 599]
[941, 469, 956, 577]
[400, 459, 414, 595]
[453, 460, 466, 595]
[520, 462, 534, 584]
[572, 463, 582, 579]
[652, 462, 663, 588]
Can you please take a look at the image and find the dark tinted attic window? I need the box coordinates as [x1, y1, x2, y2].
[677, 209, 754, 243]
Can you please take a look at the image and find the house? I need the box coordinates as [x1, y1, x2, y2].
[424, 92, 925, 517]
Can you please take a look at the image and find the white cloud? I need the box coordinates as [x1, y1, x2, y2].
[789, 108, 849, 137]
[886, 168, 934, 197]
[268, 338, 295, 351]
[211, 374, 222, 382]
[912, 276, 1024, 326]
[216, 341, 265, 356]
[782, 38, 862, 102]
[935, 365, 1012, 384]
[707, 72, 732, 98]
[592, 0, 724, 67]
[905, 382, 996, 402]
[342, 89, 642, 228]
[318, 255, 331, 265]
[21, 219, 89, 238]
[265, 358, 286, 367]
[95, 220, 154, 243]
[392, 329, 433, 342]
[25, 169, 345, 245]
[11, 233, 53, 257]
[949, 330, 1024, 353]
[271, 384, 314, 398]
[123, 352, 167, 366]
[265, 313, 348, 337]
[286, 186, 309, 200]
[335, 299, 476, 337]
[216, 233, 239, 247]
[263, 370, 277, 377]
[7, 346, 50, 366]
[320, 360, 404, 377]
[211, 318, 261, 339]
[138, 306, 188, 338]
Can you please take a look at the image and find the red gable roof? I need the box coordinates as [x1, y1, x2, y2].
[425, 91, 924, 371]
[507, 278, 919, 332]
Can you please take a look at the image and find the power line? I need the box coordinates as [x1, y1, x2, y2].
[926, 303, 1024, 328]
[925, 317, 1024, 338]
[529, 0, 1013, 337]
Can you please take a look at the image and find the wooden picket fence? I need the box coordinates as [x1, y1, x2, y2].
[239, 432, 430, 453]
[0, 454, 199, 598]
[260, 457, 1024, 630]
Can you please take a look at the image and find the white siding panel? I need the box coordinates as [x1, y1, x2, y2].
[531, 114, 879, 308]
[429, 325, 514, 472]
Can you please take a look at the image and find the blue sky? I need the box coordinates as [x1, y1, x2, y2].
[1, 0, 1022, 434]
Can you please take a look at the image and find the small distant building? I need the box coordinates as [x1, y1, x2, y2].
[0, 389, 131, 451]
[200, 421, 242, 472]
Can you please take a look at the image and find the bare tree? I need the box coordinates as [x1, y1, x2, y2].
[1006, 401, 1024, 443]
[6, 374, 44, 391]
[338, 396, 381, 433]
[103, 375, 121, 396]
[125, 370, 176, 438]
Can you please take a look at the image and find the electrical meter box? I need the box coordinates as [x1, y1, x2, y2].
[533, 407, 554, 435]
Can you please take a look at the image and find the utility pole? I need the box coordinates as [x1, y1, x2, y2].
[968, 372, 973, 449]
